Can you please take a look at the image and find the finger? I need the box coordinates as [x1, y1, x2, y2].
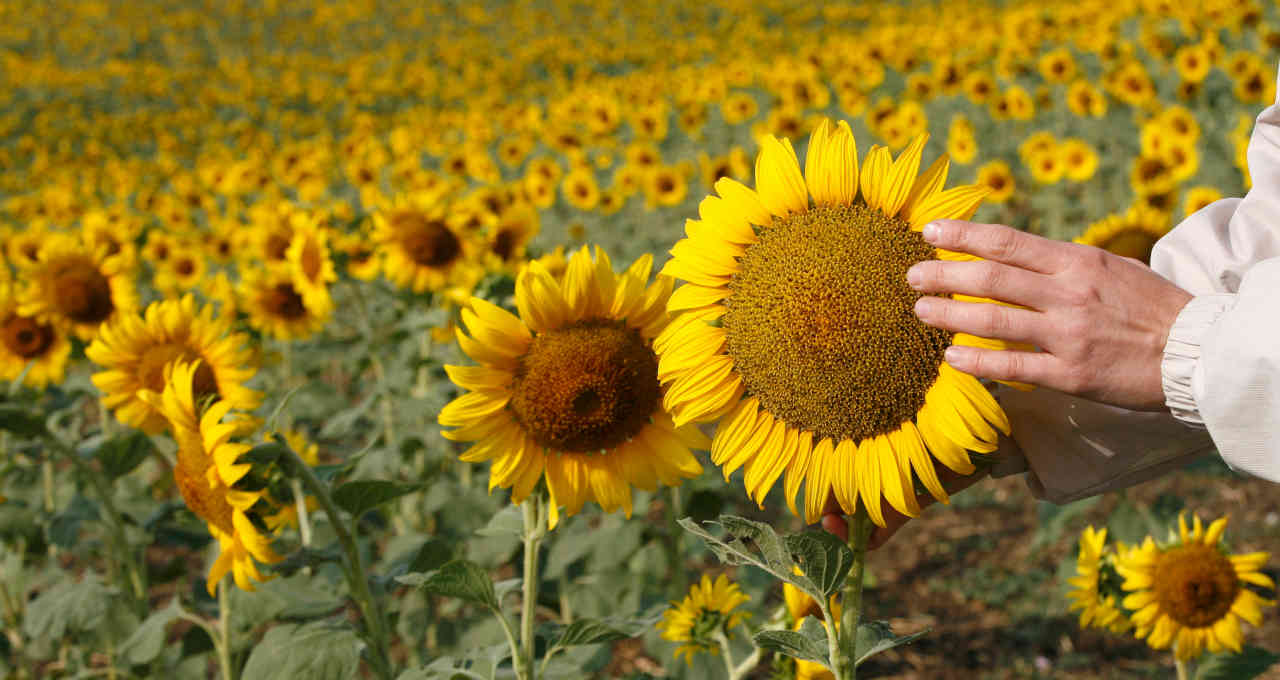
[923, 220, 1071, 274]
[943, 345, 1058, 387]
[914, 296, 1044, 345]
[821, 512, 848, 542]
[906, 260, 1058, 309]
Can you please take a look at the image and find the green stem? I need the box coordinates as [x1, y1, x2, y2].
[1175, 655, 1189, 680]
[41, 434, 147, 616]
[285, 446, 394, 680]
[290, 479, 312, 548]
[217, 582, 235, 680]
[662, 486, 688, 598]
[712, 630, 737, 679]
[518, 495, 546, 680]
[835, 508, 873, 680]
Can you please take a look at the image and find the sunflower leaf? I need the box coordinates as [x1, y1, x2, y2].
[785, 530, 855, 598]
[0, 404, 46, 438]
[332, 480, 419, 518]
[93, 431, 155, 480]
[854, 620, 929, 667]
[1193, 646, 1280, 680]
[399, 559, 498, 610]
[678, 515, 823, 599]
[754, 618, 830, 667]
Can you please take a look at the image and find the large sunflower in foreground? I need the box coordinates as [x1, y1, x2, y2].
[439, 245, 707, 528]
[17, 233, 138, 341]
[1117, 514, 1274, 661]
[657, 119, 1017, 526]
[87, 295, 262, 434]
[1066, 526, 1133, 634]
[143, 360, 281, 594]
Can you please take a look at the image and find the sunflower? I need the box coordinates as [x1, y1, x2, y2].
[87, 295, 262, 434]
[373, 193, 480, 294]
[1184, 186, 1223, 217]
[439, 245, 707, 528]
[657, 574, 751, 665]
[239, 265, 332, 340]
[17, 233, 138, 341]
[1117, 514, 1274, 661]
[143, 360, 281, 594]
[1066, 526, 1133, 634]
[0, 283, 71, 388]
[656, 119, 1017, 526]
[285, 214, 337, 312]
[1075, 206, 1170, 264]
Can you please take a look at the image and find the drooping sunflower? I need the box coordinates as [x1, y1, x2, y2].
[239, 265, 332, 340]
[657, 573, 751, 665]
[439, 245, 707, 528]
[17, 233, 138, 341]
[1117, 514, 1274, 661]
[657, 119, 1018, 526]
[143, 360, 280, 594]
[87, 295, 262, 434]
[1066, 526, 1133, 634]
[0, 283, 71, 388]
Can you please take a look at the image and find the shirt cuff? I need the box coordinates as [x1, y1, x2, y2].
[1162, 294, 1236, 427]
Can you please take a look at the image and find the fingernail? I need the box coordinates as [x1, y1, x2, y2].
[913, 297, 937, 317]
[944, 345, 969, 364]
[922, 222, 942, 243]
[906, 264, 924, 287]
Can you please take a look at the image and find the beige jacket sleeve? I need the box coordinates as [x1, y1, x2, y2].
[997, 65, 1280, 503]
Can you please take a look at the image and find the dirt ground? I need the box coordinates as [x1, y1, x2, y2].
[854, 459, 1280, 679]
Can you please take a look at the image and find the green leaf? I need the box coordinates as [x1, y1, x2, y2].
[408, 537, 458, 574]
[475, 504, 524, 539]
[398, 560, 497, 609]
[678, 515, 818, 598]
[1194, 646, 1280, 680]
[240, 621, 363, 680]
[22, 573, 114, 641]
[854, 620, 929, 667]
[242, 442, 288, 465]
[786, 530, 855, 598]
[553, 618, 630, 647]
[269, 546, 343, 577]
[332, 480, 418, 518]
[118, 599, 181, 665]
[0, 404, 45, 437]
[94, 431, 155, 480]
[754, 618, 831, 667]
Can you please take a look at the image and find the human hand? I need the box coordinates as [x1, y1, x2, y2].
[906, 219, 1193, 412]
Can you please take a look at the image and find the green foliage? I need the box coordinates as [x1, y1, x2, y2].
[400, 559, 498, 610]
[754, 618, 831, 667]
[854, 621, 930, 667]
[241, 621, 365, 680]
[332, 480, 420, 518]
[1193, 646, 1280, 680]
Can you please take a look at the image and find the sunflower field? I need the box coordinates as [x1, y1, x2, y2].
[3, 0, 1280, 678]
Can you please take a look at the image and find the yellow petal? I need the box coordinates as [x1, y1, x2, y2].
[756, 135, 808, 217]
[804, 437, 834, 524]
[879, 133, 928, 217]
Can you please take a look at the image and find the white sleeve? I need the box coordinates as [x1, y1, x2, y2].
[1147, 67, 1280, 482]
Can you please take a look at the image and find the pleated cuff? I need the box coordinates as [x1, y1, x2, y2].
[1162, 294, 1236, 427]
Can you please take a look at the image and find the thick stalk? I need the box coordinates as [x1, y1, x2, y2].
[712, 630, 737, 679]
[285, 445, 394, 680]
[518, 495, 546, 680]
[1175, 655, 1189, 680]
[835, 508, 873, 680]
[290, 479, 312, 547]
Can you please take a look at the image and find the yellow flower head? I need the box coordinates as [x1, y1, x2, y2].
[1066, 526, 1133, 634]
[87, 294, 261, 434]
[440, 245, 708, 529]
[143, 360, 281, 594]
[1117, 514, 1274, 662]
[17, 233, 138, 342]
[657, 574, 751, 665]
[657, 119, 1019, 527]
[0, 282, 71, 388]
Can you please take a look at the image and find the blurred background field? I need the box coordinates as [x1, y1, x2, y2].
[1, 0, 1279, 678]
